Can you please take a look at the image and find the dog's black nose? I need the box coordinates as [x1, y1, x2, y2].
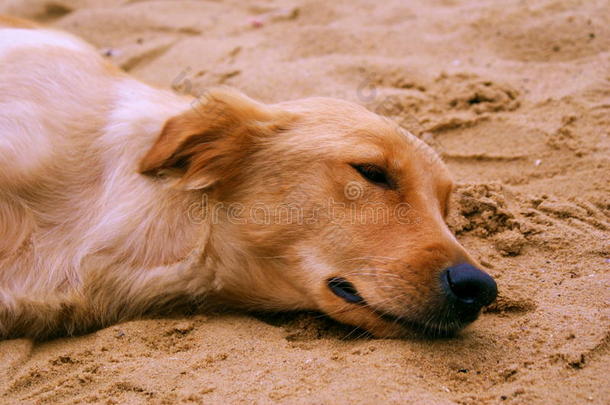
[441, 263, 497, 308]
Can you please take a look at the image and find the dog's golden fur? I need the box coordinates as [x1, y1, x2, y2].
[0, 18, 483, 339]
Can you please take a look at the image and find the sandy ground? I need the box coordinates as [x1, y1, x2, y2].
[1, 0, 609, 404]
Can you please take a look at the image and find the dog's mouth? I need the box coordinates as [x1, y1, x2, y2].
[327, 277, 365, 304]
[326, 276, 474, 338]
[374, 311, 468, 338]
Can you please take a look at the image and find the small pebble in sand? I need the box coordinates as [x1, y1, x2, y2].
[249, 17, 264, 28]
[493, 230, 526, 256]
[248, 7, 299, 28]
[101, 48, 122, 58]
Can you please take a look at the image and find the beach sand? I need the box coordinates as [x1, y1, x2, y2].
[0, 0, 608, 403]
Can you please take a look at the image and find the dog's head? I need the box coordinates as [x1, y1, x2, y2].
[140, 89, 497, 338]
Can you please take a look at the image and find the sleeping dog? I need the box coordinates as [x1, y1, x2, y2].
[0, 15, 496, 339]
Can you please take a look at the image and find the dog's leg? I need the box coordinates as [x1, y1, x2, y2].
[80, 252, 215, 329]
[0, 290, 91, 339]
[0, 249, 215, 340]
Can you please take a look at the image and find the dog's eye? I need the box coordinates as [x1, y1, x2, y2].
[351, 164, 392, 188]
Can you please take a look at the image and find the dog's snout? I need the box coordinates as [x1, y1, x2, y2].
[441, 263, 497, 307]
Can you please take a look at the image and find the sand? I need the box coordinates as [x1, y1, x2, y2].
[0, 0, 608, 404]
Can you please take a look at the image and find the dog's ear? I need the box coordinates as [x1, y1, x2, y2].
[139, 89, 294, 190]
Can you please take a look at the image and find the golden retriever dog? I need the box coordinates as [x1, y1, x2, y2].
[0, 15, 497, 340]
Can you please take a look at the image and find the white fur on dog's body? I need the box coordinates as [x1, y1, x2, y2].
[0, 26, 228, 336]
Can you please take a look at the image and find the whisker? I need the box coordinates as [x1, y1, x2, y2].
[336, 256, 400, 264]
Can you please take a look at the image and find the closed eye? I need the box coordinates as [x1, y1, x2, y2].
[351, 164, 394, 189]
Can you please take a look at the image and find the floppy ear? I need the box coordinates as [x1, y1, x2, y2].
[139, 89, 294, 190]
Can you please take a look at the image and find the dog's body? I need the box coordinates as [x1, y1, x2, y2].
[0, 16, 496, 340]
[0, 16, 218, 338]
